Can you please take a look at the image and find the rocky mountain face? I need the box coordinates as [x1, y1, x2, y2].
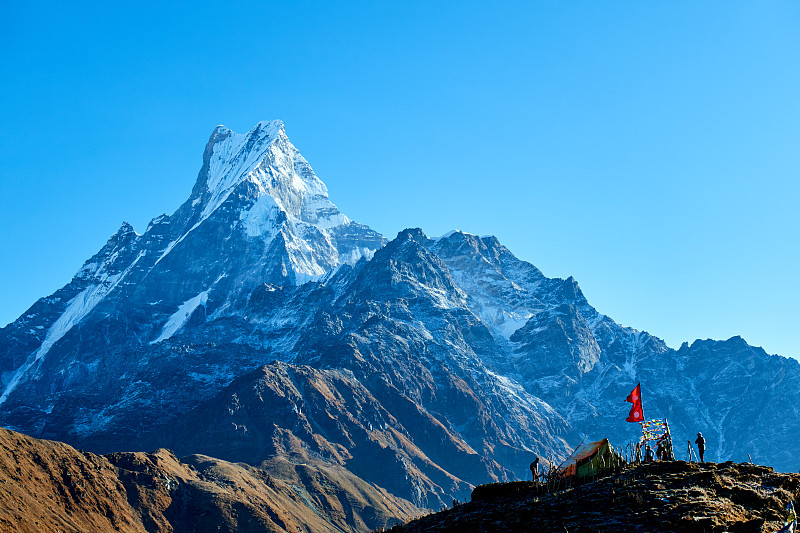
[388, 461, 800, 533]
[0, 427, 417, 533]
[0, 120, 382, 441]
[1, 120, 799, 518]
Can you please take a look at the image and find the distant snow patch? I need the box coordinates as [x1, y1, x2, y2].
[431, 230, 463, 241]
[471, 302, 532, 339]
[150, 289, 210, 344]
[339, 246, 375, 266]
[494, 310, 533, 338]
[293, 271, 325, 285]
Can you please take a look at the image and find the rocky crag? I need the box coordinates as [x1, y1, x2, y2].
[388, 461, 800, 533]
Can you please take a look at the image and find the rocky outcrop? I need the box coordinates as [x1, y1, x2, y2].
[389, 461, 800, 532]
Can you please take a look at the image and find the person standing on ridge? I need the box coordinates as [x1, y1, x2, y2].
[695, 432, 706, 462]
[530, 457, 539, 482]
[656, 439, 665, 461]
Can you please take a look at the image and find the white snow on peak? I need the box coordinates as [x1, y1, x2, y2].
[205, 121, 283, 194]
[432, 230, 480, 242]
[202, 120, 349, 229]
[200, 120, 285, 221]
[447, 269, 535, 340]
[153, 120, 355, 271]
[431, 230, 461, 241]
[150, 289, 210, 344]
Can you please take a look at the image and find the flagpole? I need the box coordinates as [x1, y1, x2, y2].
[640, 383, 644, 422]
[639, 383, 644, 444]
[665, 418, 674, 460]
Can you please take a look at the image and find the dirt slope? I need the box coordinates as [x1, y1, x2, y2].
[0, 428, 418, 532]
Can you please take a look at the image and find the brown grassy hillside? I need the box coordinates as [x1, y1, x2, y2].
[0, 427, 418, 532]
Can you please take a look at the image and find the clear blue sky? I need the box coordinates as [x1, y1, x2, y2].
[1, 2, 798, 359]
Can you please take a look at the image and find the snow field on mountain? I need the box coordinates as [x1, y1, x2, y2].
[151, 289, 210, 344]
[240, 194, 282, 238]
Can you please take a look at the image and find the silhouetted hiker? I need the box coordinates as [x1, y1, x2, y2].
[656, 440, 665, 461]
[530, 457, 539, 482]
[695, 433, 706, 462]
[645, 444, 653, 462]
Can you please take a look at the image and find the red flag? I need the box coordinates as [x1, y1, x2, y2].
[625, 383, 644, 422]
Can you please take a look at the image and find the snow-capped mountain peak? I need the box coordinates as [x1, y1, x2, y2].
[187, 120, 349, 238]
[204, 120, 285, 193]
[0, 121, 385, 405]
[141, 120, 384, 278]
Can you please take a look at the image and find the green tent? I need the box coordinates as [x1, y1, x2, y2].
[559, 438, 622, 478]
